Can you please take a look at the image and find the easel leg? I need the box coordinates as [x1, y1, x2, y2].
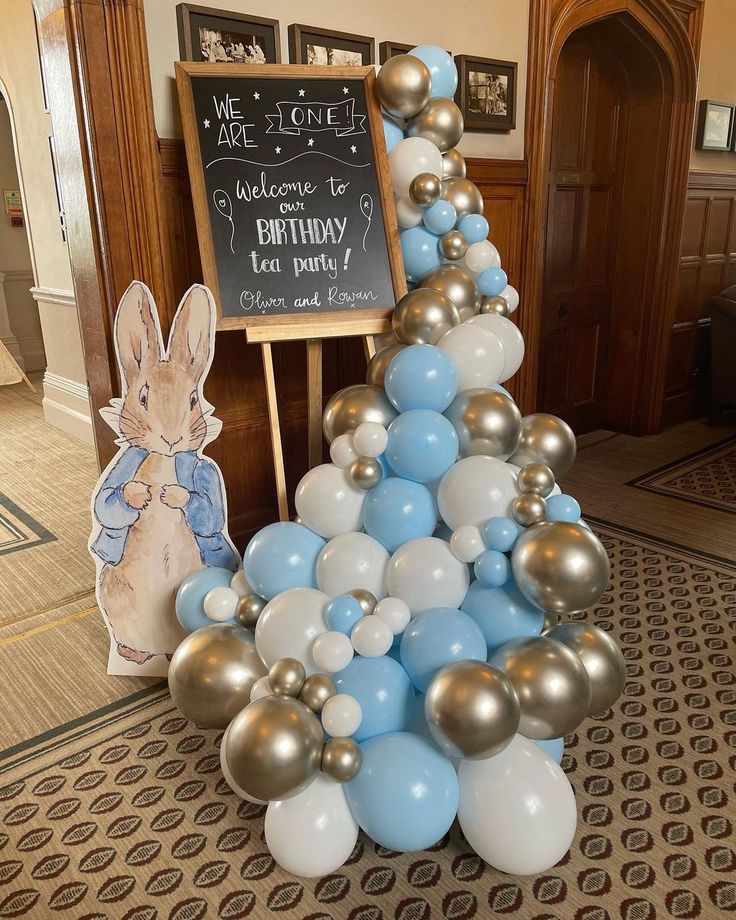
[306, 338, 323, 469]
[363, 335, 377, 363]
[261, 341, 289, 521]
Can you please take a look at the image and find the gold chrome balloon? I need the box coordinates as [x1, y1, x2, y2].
[322, 384, 398, 443]
[480, 295, 510, 317]
[419, 263, 480, 316]
[512, 521, 611, 614]
[439, 230, 469, 261]
[407, 98, 464, 152]
[549, 621, 626, 715]
[444, 388, 522, 459]
[392, 288, 460, 345]
[235, 593, 266, 630]
[425, 660, 520, 759]
[376, 54, 431, 118]
[222, 696, 325, 801]
[348, 456, 383, 490]
[409, 172, 442, 207]
[441, 177, 484, 218]
[268, 657, 307, 697]
[168, 624, 267, 729]
[517, 463, 555, 498]
[366, 343, 404, 389]
[541, 611, 562, 635]
[321, 737, 363, 782]
[298, 673, 336, 714]
[489, 636, 592, 739]
[511, 493, 547, 527]
[442, 147, 467, 178]
[508, 413, 577, 478]
[348, 588, 377, 616]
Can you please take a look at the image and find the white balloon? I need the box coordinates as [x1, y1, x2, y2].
[389, 137, 444, 199]
[438, 456, 519, 530]
[230, 569, 255, 598]
[396, 195, 424, 229]
[316, 532, 389, 599]
[255, 587, 330, 675]
[450, 524, 484, 563]
[250, 675, 273, 702]
[220, 723, 267, 804]
[353, 422, 388, 458]
[203, 586, 239, 622]
[464, 240, 500, 274]
[458, 734, 577, 874]
[373, 596, 411, 635]
[467, 314, 525, 381]
[387, 536, 469, 613]
[295, 464, 366, 539]
[438, 324, 505, 391]
[322, 694, 362, 737]
[312, 631, 354, 673]
[350, 616, 393, 657]
[330, 433, 359, 469]
[265, 774, 359, 877]
[500, 284, 519, 314]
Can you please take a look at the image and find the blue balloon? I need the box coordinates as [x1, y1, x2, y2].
[423, 200, 457, 235]
[400, 608, 487, 692]
[385, 344, 458, 413]
[242, 521, 324, 600]
[334, 655, 415, 742]
[345, 732, 459, 851]
[458, 213, 490, 244]
[481, 516, 521, 553]
[175, 566, 235, 633]
[325, 595, 364, 634]
[461, 581, 544, 654]
[382, 113, 404, 152]
[363, 477, 436, 553]
[386, 409, 458, 483]
[409, 45, 458, 100]
[478, 267, 508, 296]
[547, 494, 582, 522]
[400, 226, 442, 283]
[474, 549, 510, 588]
[534, 737, 564, 764]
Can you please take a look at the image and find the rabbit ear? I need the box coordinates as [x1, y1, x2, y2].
[168, 285, 214, 383]
[115, 282, 162, 381]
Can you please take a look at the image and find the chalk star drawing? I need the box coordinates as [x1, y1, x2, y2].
[343, 87, 349, 94]
[275, 146, 281, 154]
[253, 92, 260, 100]
[350, 145, 357, 153]
[307, 138, 314, 147]
[360, 193, 373, 252]
[203, 119, 210, 128]
[298, 88, 306, 97]
[213, 189, 235, 254]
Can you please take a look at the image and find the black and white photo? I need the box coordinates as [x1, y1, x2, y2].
[455, 55, 517, 132]
[289, 24, 375, 67]
[176, 5, 281, 64]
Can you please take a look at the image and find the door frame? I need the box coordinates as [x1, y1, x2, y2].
[520, 0, 698, 432]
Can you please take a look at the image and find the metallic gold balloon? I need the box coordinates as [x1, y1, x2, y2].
[548, 621, 626, 715]
[366, 343, 404, 389]
[407, 98, 464, 152]
[444, 388, 522, 459]
[419, 263, 481, 316]
[508, 413, 577, 478]
[168, 625, 267, 729]
[236, 593, 266, 630]
[322, 384, 398, 443]
[409, 172, 442, 207]
[512, 521, 611, 614]
[348, 456, 383, 490]
[392, 288, 460, 345]
[298, 673, 336, 714]
[442, 147, 467, 178]
[439, 230, 469, 261]
[489, 636, 592, 740]
[222, 696, 325, 801]
[480, 295, 510, 317]
[441, 177, 484, 219]
[321, 737, 363, 783]
[376, 54, 432, 118]
[511, 493, 547, 527]
[541, 611, 562, 635]
[348, 588, 377, 616]
[425, 660, 520, 759]
[268, 657, 306, 697]
[517, 463, 555, 498]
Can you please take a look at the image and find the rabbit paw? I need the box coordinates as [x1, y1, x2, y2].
[117, 642, 153, 664]
[161, 484, 190, 509]
[123, 480, 153, 510]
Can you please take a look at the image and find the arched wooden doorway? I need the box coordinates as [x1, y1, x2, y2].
[521, 1, 698, 434]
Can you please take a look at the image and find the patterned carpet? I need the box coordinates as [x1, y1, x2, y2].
[1, 519, 734, 919]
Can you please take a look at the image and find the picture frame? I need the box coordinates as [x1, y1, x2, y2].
[695, 99, 734, 152]
[288, 24, 375, 67]
[176, 4, 281, 64]
[455, 54, 517, 133]
[379, 41, 413, 64]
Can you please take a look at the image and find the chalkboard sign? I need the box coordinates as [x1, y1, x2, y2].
[176, 63, 405, 339]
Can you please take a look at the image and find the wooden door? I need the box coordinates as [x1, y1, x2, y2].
[539, 30, 629, 432]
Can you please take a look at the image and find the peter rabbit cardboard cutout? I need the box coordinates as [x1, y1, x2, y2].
[89, 282, 239, 676]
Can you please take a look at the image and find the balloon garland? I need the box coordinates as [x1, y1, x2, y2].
[168, 46, 626, 879]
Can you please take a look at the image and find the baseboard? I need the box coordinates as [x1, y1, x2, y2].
[16, 334, 46, 373]
[42, 371, 93, 445]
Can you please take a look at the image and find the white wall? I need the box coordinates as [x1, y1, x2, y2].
[143, 0, 529, 160]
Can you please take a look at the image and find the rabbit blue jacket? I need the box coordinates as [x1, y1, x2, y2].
[91, 446, 239, 571]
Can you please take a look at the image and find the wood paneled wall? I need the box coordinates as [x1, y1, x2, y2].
[664, 172, 736, 427]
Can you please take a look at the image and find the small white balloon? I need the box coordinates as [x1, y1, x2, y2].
[386, 536, 469, 613]
[500, 284, 520, 314]
[467, 314, 525, 382]
[230, 569, 254, 598]
[373, 597, 411, 635]
[389, 137, 444, 198]
[250, 675, 273, 702]
[203, 586, 239, 622]
[255, 587, 330, 675]
[438, 324, 505, 391]
[295, 464, 366, 539]
[396, 195, 424, 229]
[312, 631, 354, 673]
[350, 616, 393, 657]
[438, 456, 520, 530]
[322, 694, 362, 737]
[353, 422, 388, 458]
[450, 524, 485, 563]
[330, 433, 359, 469]
[464, 240, 501, 274]
[316, 532, 389, 599]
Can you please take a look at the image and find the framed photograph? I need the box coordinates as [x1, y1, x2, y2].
[288, 24, 375, 67]
[455, 55, 517, 132]
[695, 100, 734, 152]
[379, 41, 413, 63]
[176, 4, 280, 64]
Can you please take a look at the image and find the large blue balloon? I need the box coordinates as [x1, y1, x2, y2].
[345, 732, 459, 851]
[400, 226, 442, 283]
[175, 566, 235, 633]
[363, 477, 436, 553]
[409, 45, 458, 100]
[242, 521, 324, 600]
[461, 580, 544, 654]
[385, 345, 458, 413]
[334, 655, 415, 742]
[386, 409, 458, 483]
[382, 113, 404, 152]
[400, 607, 487, 692]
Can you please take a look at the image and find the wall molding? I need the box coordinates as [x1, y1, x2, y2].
[42, 370, 93, 445]
[43, 369, 89, 402]
[0, 270, 35, 284]
[30, 286, 76, 308]
[688, 171, 736, 190]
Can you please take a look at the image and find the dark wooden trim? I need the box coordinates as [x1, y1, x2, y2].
[464, 158, 528, 185]
[688, 170, 736, 189]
